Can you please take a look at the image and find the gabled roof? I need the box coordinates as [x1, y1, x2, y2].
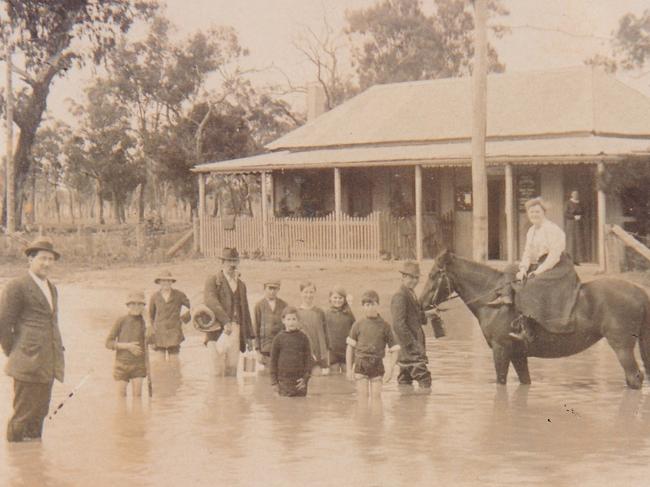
[266, 66, 650, 151]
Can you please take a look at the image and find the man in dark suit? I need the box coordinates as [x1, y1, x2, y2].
[391, 261, 433, 390]
[0, 237, 65, 442]
[203, 247, 253, 376]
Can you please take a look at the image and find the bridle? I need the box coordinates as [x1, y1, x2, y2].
[425, 266, 459, 312]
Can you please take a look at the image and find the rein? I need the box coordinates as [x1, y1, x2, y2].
[426, 268, 516, 312]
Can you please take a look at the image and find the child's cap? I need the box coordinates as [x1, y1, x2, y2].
[281, 306, 299, 318]
[126, 291, 146, 305]
[264, 280, 281, 289]
[361, 290, 380, 305]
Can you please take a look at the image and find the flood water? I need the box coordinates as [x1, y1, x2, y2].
[2, 278, 650, 487]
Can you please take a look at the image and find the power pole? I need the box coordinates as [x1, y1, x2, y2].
[471, 0, 488, 262]
[5, 42, 15, 233]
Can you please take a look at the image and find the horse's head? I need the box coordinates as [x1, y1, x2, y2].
[419, 249, 455, 310]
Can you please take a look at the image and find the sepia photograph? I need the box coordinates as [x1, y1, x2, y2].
[1, 1, 650, 486]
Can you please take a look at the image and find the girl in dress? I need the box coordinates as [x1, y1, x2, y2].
[296, 281, 329, 375]
[324, 286, 355, 373]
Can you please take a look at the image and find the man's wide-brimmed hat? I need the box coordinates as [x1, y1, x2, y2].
[191, 304, 220, 332]
[399, 261, 421, 277]
[219, 247, 240, 262]
[126, 291, 146, 305]
[25, 236, 60, 260]
[154, 270, 176, 284]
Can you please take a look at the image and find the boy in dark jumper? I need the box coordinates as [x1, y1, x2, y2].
[270, 306, 312, 397]
[346, 290, 400, 399]
[106, 291, 148, 397]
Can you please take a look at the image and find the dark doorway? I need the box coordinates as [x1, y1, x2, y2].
[488, 179, 503, 260]
[346, 169, 373, 217]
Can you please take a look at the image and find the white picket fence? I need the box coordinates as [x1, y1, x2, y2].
[201, 212, 382, 261]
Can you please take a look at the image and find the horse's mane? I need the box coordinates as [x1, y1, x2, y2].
[445, 254, 504, 286]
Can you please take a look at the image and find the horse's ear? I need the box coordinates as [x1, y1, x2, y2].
[435, 248, 451, 265]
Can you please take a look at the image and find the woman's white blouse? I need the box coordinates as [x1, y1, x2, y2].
[520, 219, 566, 274]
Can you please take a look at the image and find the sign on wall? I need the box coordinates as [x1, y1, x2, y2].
[455, 186, 473, 211]
[516, 172, 540, 211]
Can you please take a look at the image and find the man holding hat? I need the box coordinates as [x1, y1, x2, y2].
[390, 261, 433, 390]
[0, 237, 65, 442]
[203, 247, 254, 376]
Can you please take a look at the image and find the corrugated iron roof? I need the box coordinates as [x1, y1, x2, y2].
[267, 66, 650, 150]
[193, 135, 650, 173]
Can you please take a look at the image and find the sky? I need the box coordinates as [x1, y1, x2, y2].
[4, 0, 650, 147]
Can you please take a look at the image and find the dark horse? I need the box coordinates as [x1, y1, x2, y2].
[420, 250, 650, 389]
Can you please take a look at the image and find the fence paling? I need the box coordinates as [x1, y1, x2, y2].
[202, 213, 382, 261]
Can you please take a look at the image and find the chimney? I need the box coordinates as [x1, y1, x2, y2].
[306, 82, 328, 121]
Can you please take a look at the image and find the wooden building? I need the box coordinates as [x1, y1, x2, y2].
[193, 67, 650, 264]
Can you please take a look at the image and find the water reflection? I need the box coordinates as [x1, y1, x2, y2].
[1, 280, 650, 487]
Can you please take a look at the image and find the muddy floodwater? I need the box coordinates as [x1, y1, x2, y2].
[2, 260, 650, 487]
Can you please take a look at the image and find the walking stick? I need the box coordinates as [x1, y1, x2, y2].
[48, 371, 92, 420]
[145, 338, 153, 397]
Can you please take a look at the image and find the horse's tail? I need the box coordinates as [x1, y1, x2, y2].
[638, 290, 650, 381]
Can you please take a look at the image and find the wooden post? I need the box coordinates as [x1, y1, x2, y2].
[415, 165, 423, 261]
[198, 173, 206, 254]
[5, 42, 15, 233]
[261, 171, 268, 255]
[505, 163, 515, 262]
[334, 168, 342, 260]
[597, 162, 606, 271]
[471, 0, 488, 262]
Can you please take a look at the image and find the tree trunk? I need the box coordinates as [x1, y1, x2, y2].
[11, 75, 56, 230]
[54, 189, 60, 223]
[137, 181, 146, 223]
[69, 191, 75, 224]
[95, 180, 104, 225]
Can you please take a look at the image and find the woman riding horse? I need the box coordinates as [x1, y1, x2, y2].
[487, 197, 580, 342]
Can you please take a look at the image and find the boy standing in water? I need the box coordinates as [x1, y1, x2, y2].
[106, 292, 148, 397]
[270, 307, 313, 397]
[254, 280, 287, 368]
[346, 290, 400, 399]
[148, 270, 191, 359]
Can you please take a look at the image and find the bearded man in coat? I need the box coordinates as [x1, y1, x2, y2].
[0, 237, 65, 442]
[203, 247, 254, 376]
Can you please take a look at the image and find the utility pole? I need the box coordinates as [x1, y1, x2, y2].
[5, 42, 15, 233]
[471, 0, 488, 262]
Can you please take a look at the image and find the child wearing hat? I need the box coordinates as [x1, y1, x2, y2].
[346, 290, 400, 398]
[254, 280, 287, 368]
[105, 291, 148, 397]
[270, 306, 313, 397]
[324, 286, 355, 373]
[148, 270, 191, 359]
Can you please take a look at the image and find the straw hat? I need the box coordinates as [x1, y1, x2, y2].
[191, 304, 220, 332]
[154, 270, 176, 284]
[24, 237, 60, 260]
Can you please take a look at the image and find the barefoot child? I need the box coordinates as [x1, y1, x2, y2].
[324, 286, 355, 373]
[296, 282, 329, 375]
[346, 290, 400, 399]
[106, 291, 148, 397]
[148, 271, 191, 359]
[254, 280, 287, 368]
[270, 307, 313, 397]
